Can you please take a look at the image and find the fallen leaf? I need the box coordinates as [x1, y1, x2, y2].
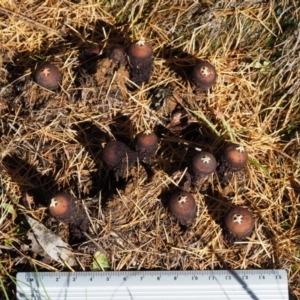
[26, 231, 45, 255]
[24, 214, 77, 266]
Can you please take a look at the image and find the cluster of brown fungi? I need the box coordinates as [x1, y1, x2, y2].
[168, 144, 253, 243]
[33, 40, 253, 243]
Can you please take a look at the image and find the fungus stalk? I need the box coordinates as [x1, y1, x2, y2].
[192, 151, 217, 190]
[168, 191, 197, 225]
[217, 144, 248, 186]
[223, 207, 254, 244]
[48, 193, 89, 241]
[103, 141, 138, 180]
[127, 41, 153, 85]
[135, 131, 158, 165]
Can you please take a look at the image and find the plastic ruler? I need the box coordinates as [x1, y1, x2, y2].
[16, 269, 288, 299]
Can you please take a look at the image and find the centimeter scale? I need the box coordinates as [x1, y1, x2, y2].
[17, 269, 289, 300]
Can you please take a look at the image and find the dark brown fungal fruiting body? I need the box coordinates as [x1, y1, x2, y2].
[103, 141, 126, 168]
[192, 151, 217, 190]
[127, 41, 153, 85]
[49, 192, 89, 241]
[223, 144, 248, 172]
[192, 61, 217, 90]
[193, 151, 217, 176]
[34, 62, 62, 91]
[217, 144, 248, 185]
[49, 192, 73, 222]
[103, 141, 138, 180]
[135, 131, 158, 165]
[107, 45, 126, 65]
[224, 207, 254, 242]
[168, 191, 196, 225]
[84, 45, 101, 56]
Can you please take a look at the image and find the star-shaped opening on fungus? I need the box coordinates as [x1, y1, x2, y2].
[178, 196, 187, 204]
[136, 40, 146, 46]
[233, 214, 243, 224]
[236, 145, 245, 152]
[201, 155, 211, 164]
[49, 198, 58, 207]
[41, 67, 50, 77]
[144, 129, 152, 135]
[200, 66, 210, 77]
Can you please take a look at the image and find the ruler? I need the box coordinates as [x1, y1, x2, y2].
[16, 269, 288, 300]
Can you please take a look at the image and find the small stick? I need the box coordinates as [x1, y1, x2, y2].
[0, 7, 67, 38]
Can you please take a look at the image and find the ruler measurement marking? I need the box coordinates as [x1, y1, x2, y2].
[23, 270, 285, 279]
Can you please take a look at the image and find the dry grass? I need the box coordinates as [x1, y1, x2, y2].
[0, 0, 300, 299]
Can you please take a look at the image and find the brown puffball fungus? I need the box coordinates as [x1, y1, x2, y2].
[34, 62, 62, 91]
[127, 40, 153, 85]
[83, 45, 101, 56]
[135, 131, 158, 165]
[103, 141, 138, 180]
[107, 44, 126, 65]
[192, 61, 217, 90]
[193, 151, 217, 177]
[217, 144, 248, 185]
[49, 192, 73, 221]
[223, 144, 248, 172]
[168, 191, 196, 225]
[103, 141, 126, 169]
[224, 206, 254, 241]
[192, 151, 217, 190]
[49, 192, 89, 241]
